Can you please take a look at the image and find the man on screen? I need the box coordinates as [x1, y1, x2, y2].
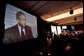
[3, 11, 33, 44]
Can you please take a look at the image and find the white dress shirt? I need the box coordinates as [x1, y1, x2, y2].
[18, 24, 26, 37]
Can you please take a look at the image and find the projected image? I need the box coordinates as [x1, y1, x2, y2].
[3, 4, 38, 44]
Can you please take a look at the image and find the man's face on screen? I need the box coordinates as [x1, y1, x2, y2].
[18, 15, 26, 27]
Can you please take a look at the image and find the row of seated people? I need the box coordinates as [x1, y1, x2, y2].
[53, 31, 83, 42]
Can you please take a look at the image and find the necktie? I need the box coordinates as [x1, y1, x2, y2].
[21, 27, 25, 40]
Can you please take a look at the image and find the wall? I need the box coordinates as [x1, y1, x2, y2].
[75, 24, 83, 31]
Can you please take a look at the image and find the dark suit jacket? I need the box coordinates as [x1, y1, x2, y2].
[3, 24, 33, 44]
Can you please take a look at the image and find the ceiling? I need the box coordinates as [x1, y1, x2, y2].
[15, 1, 83, 25]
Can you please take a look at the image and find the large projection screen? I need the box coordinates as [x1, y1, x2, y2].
[4, 4, 38, 39]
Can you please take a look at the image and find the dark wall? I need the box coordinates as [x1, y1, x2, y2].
[67, 24, 83, 31]
[67, 25, 72, 31]
[75, 24, 83, 31]
[0, 1, 6, 45]
[37, 17, 52, 46]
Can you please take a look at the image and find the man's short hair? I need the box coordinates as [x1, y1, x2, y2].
[16, 11, 26, 20]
